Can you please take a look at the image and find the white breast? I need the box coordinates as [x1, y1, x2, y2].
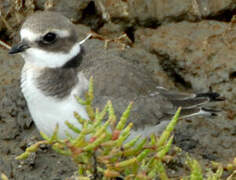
[21, 63, 89, 138]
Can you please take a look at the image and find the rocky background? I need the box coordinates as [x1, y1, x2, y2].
[0, 0, 235, 179]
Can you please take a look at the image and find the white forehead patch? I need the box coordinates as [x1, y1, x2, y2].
[20, 28, 70, 42]
[20, 29, 39, 42]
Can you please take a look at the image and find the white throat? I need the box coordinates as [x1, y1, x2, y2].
[22, 42, 81, 68]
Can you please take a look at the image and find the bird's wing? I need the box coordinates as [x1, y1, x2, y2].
[79, 39, 223, 130]
[155, 87, 224, 118]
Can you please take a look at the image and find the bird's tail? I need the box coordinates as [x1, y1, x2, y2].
[156, 87, 224, 118]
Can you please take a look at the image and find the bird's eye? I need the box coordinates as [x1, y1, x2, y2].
[42, 32, 57, 44]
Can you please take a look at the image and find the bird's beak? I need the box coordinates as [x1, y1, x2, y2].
[8, 41, 30, 54]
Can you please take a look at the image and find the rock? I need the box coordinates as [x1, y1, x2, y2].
[35, 0, 92, 22]
[98, 22, 126, 38]
[37, 0, 104, 30]
[0, 0, 11, 15]
[96, 0, 236, 26]
[74, 24, 91, 40]
[0, 49, 32, 133]
[135, 21, 236, 109]
[196, 0, 236, 18]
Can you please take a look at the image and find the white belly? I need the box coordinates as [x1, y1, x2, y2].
[21, 64, 89, 138]
[28, 94, 88, 138]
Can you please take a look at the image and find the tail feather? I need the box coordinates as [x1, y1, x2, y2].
[180, 107, 219, 118]
[156, 86, 224, 118]
[156, 87, 196, 100]
[196, 92, 225, 101]
[169, 97, 209, 109]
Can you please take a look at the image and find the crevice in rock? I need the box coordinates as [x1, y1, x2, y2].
[229, 71, 236, 79]
[124, 26, 135, 42]
[110, 17, 133, 27]
[0, 30, 10, 42]
[152, 52, 192, 89]
[172, 71, 192, 88]
[80, 1, 105, 31]
[137, 18, 160, 29]
[106, 17, 160, 31]
[206, 9, 236, 22]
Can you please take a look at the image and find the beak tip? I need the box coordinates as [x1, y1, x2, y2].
[8, 41, 30, 55]
[8, 49, 15, 54]
[8, 49, 18, 55]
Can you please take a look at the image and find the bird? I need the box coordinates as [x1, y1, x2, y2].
[9, 11, 223, 139]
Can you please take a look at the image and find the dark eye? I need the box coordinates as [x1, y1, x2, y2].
[42, 32, 56, 44]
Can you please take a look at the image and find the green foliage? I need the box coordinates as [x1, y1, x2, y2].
[186, 156, 204, 180]
[16, 77, 236, 180]
[1, 173, 9, 180]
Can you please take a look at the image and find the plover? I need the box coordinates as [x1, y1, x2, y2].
[9, 11, 223, 139]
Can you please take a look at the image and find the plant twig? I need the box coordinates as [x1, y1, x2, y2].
[0, 40, 11, 50]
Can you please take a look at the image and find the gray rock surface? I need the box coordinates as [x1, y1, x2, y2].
[96, 0, 236, 25]
[35, 0, 91, 22]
